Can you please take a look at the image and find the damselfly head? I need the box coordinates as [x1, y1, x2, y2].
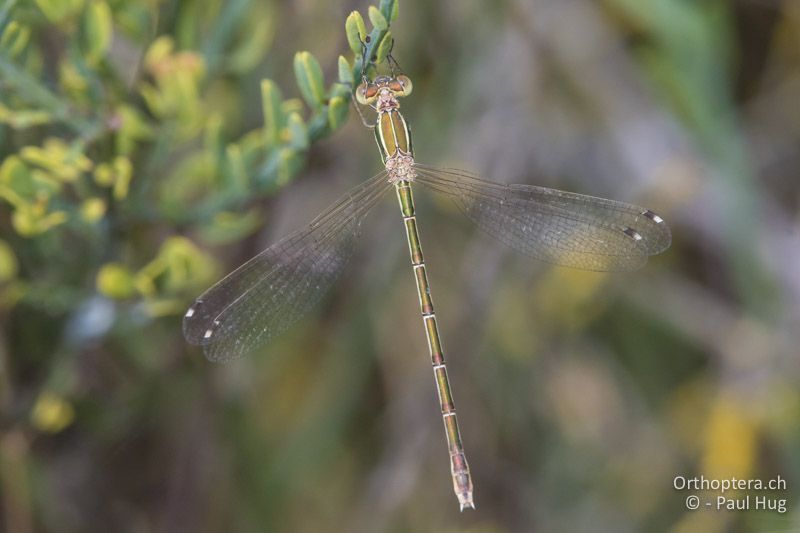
[356, 75, 413, 105]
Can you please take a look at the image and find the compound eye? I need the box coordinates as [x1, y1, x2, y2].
[356, 83, 377, 105]
[396, 75, 413, 97]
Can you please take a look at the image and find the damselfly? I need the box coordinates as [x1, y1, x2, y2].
[183, 62, 671, 510]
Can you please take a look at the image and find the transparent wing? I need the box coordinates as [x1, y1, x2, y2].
[183, 171, 392, 361]
[414, 164, 671, 271]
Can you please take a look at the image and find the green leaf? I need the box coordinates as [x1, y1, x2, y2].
[338, 55, 354, 87]
[306, 112, 329, 140]
[94, 155, 133, 200]
[115, 104, 154, 155]
[329, 82, 350, 100]
[111, 156, 132, 200]
[0, 157, 61, 207]
[375, 31, 393, 64]
[80, 197, 106, 223]
[30, 392, 75, 434]
[204, 114, 225, 165]
[12, 207, 68, 236]
[225, 143, 248, 193]
[0, 240, 18, 283]
[34, 0, 85, 23]
[260, 79, 285, 146]
[228, 3, 275, 73]
[114, 3, 151, 42]
[345, 11, 367, 55]
[293, 51, 326, 109]
[379, 0, 398, 23]
[236, 129, 267, 168]
[368, 6, 388, 31]
[0, 20, 31, 58]
[135, 236, 219, 301]
[82, 1, 113, 65]
[282, 98, 304, 117]
[158, 152, 216, 217]
[199, 209, 262, 245]
[20, 138, 93, 183]
[97, 263, 136, 299]
[277, 148, 303, 186]
[0, 103, 51, 129]
[328, 96, 348, 131]
[286, 112, 308, 151]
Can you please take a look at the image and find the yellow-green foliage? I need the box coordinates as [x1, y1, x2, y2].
[0, 0, 399, 319]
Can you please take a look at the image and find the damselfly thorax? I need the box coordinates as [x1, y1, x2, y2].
[356, 75, 416, 182]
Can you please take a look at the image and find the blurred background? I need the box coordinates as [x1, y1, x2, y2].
[1, 0, 799, 531]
